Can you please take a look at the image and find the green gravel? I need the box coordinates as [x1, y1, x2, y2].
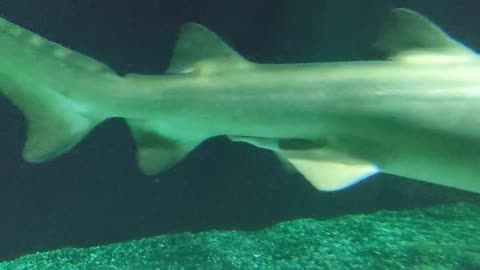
[1, 203, 479, 270]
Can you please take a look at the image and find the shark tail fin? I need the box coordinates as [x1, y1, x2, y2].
[0, 77, 101, 162]
[0, 17, 109, 162]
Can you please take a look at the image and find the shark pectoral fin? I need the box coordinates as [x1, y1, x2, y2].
[166, 23, 250, 74]
[128, 121, 202, 175]
[377, 8, 476, 62]
[0, 77, 99, 162]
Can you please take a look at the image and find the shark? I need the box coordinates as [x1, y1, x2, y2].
[0, 8, 479, 194]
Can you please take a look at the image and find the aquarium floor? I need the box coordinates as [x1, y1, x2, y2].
[1, 203, 479, 270]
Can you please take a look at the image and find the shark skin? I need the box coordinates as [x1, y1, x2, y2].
[0, 9, 479, 193]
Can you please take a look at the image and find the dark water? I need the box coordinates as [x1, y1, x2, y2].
[0, 0, 479, 262]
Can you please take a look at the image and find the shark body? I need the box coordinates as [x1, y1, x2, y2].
[0, 9, 479, 193]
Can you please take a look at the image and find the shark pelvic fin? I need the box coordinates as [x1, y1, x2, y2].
[0, 77, 100, 162]
[377, 8, 476, 62]
[279, 148, 379, 191]
[127, 120, 203, 175]
[230, 136, 379, 191]
[166, 23, 248, 74]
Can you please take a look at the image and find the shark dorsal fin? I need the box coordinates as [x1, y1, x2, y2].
[377, 8, 476, 62]
[166, 23, 248, 74]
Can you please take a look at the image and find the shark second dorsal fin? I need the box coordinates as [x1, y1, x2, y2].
[377, 8, 476, 62]
[166, 23, 248, 74]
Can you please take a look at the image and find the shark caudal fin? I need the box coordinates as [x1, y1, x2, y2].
[0, 17, 112, 162]
[0, 77, 100, 162]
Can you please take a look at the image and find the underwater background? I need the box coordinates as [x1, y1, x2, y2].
[0, 0, 479, 268]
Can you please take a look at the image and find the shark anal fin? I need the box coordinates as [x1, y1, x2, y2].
[377, 8, 476, 62]
[230, 136, 379, 191]
[128, 120, 203, 175]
